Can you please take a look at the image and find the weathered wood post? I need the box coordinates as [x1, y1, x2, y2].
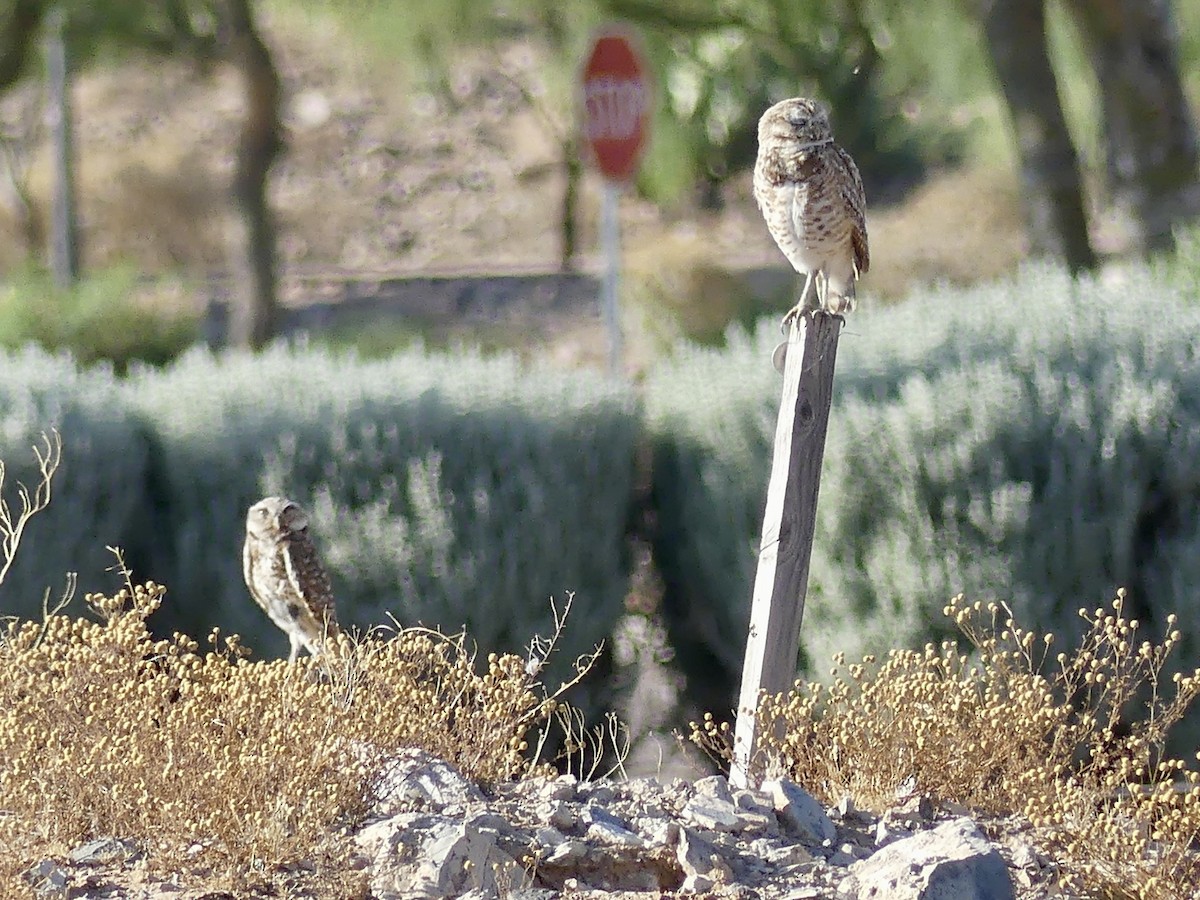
[729, 311, 841, 788]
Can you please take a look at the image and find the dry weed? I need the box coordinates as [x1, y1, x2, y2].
[0, 575, 595, 893]
[0, 430, 60, 586]
[693, 591, 1200, 899]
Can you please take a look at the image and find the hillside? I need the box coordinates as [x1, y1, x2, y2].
[0, 9, 1028, 311]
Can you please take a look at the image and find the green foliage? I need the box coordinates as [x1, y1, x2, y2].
[646, 264, 1200, 722]
[129, 343, 640, 699]
[0, 266, 200, 373]
[309, 317, 559, 362]
[643, 327, 777, 711]
[15, 0, 1200, 224]
[1155, 220, 1200, 302]
[1181, 0, 1200, 99]
[270, 0, 601, 104]
[3, 0, 226, 70]
[606, 0, 959, 202]
[622, 232, 785, 365]
[0, 347, 154, 617]
[270, 0, 941, 204]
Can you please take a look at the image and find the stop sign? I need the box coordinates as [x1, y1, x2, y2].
[581, 29, 650, 182]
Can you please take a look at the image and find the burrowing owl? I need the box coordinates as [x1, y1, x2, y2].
[753, 97, 869, 324]
[243, 496, 340, 662]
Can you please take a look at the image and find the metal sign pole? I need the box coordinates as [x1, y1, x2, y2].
[600, 179, 623, 375]
[582, 27, 648, 377]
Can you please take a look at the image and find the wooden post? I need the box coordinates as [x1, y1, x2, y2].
[730, 311, 841, 788]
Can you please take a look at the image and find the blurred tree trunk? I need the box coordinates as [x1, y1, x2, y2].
[561, 133, 581, 272]
[0, 133, 42, 254]
[223, 0, 282, 349]
[975, 0, 1096, 273]
[1062, 0, 1199, 254]
[46, 6, 78, 287]
[0, 0, 45, 92]
[489, 47, 580, 274]
[0, 0, 46, 258]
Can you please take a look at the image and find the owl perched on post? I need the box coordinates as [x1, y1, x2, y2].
[753, 97, 869, 325]
[242, 496, 340, 662]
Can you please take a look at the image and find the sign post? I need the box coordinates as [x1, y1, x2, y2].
[581, 28, 650, 375]
[598, 179, 623, 374]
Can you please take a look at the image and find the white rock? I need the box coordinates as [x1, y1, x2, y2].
[68, 837, 139, 865]
[735, 789, 775, 817]
[24, 860, 68, 893]
[682, 776, 741, 831]
[360, 812, 518, 899]
[755, 838, 816, 866]
[370, 748, 484, 817]
[533, 826, 566, 848]
[544, 800, 576, 831]
[544, 840, 588, 865]
[339, 748, 1039, 898]
[875, 813, 914, 847]
[765, 778, 838, 845]
[541, 775, 579, 802]
[637, 817, 680, 848]
[582, 804, 644, 847]
[850, 816, 1014, 900]
[676, 826, 733, 892]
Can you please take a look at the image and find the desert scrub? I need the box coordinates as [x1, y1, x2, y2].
[129, 343, 637, 715]
[0, 265, 199, 372]
[622, 230, 779, 365]
[0, 430, 58, 588]
[0, 580, 571, 894]
[647, 262, 1200, 732]
[0, 352, 153, 621]
[693, 592, 1200, 899]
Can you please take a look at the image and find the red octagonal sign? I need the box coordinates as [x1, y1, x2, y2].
[582, 29, 650, 182]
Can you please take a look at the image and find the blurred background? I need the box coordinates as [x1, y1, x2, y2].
[4, 0, 1200, 767]
[1, 0, 1197, 369]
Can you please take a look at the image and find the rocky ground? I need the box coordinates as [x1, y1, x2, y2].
[21, 749, 1068, 899]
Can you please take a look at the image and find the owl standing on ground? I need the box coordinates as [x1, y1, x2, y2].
[753, 97, 870, 325]
[243, 496, 340, 662]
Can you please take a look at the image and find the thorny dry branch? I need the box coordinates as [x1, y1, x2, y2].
[0, 430, 61, 588]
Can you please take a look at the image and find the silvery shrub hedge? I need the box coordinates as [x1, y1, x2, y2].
[646, 264, 1200, 720]
[0, 348, 154, 616]
[128, 344, 640, 703]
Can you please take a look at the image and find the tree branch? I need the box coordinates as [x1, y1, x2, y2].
[0, 431, 62, 588]
[0, 0, 46, 94]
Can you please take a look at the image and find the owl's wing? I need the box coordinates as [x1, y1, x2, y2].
[835, 144, 870, 276]
[281, 534, 340, 640]
[243, 537, 270, 614]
